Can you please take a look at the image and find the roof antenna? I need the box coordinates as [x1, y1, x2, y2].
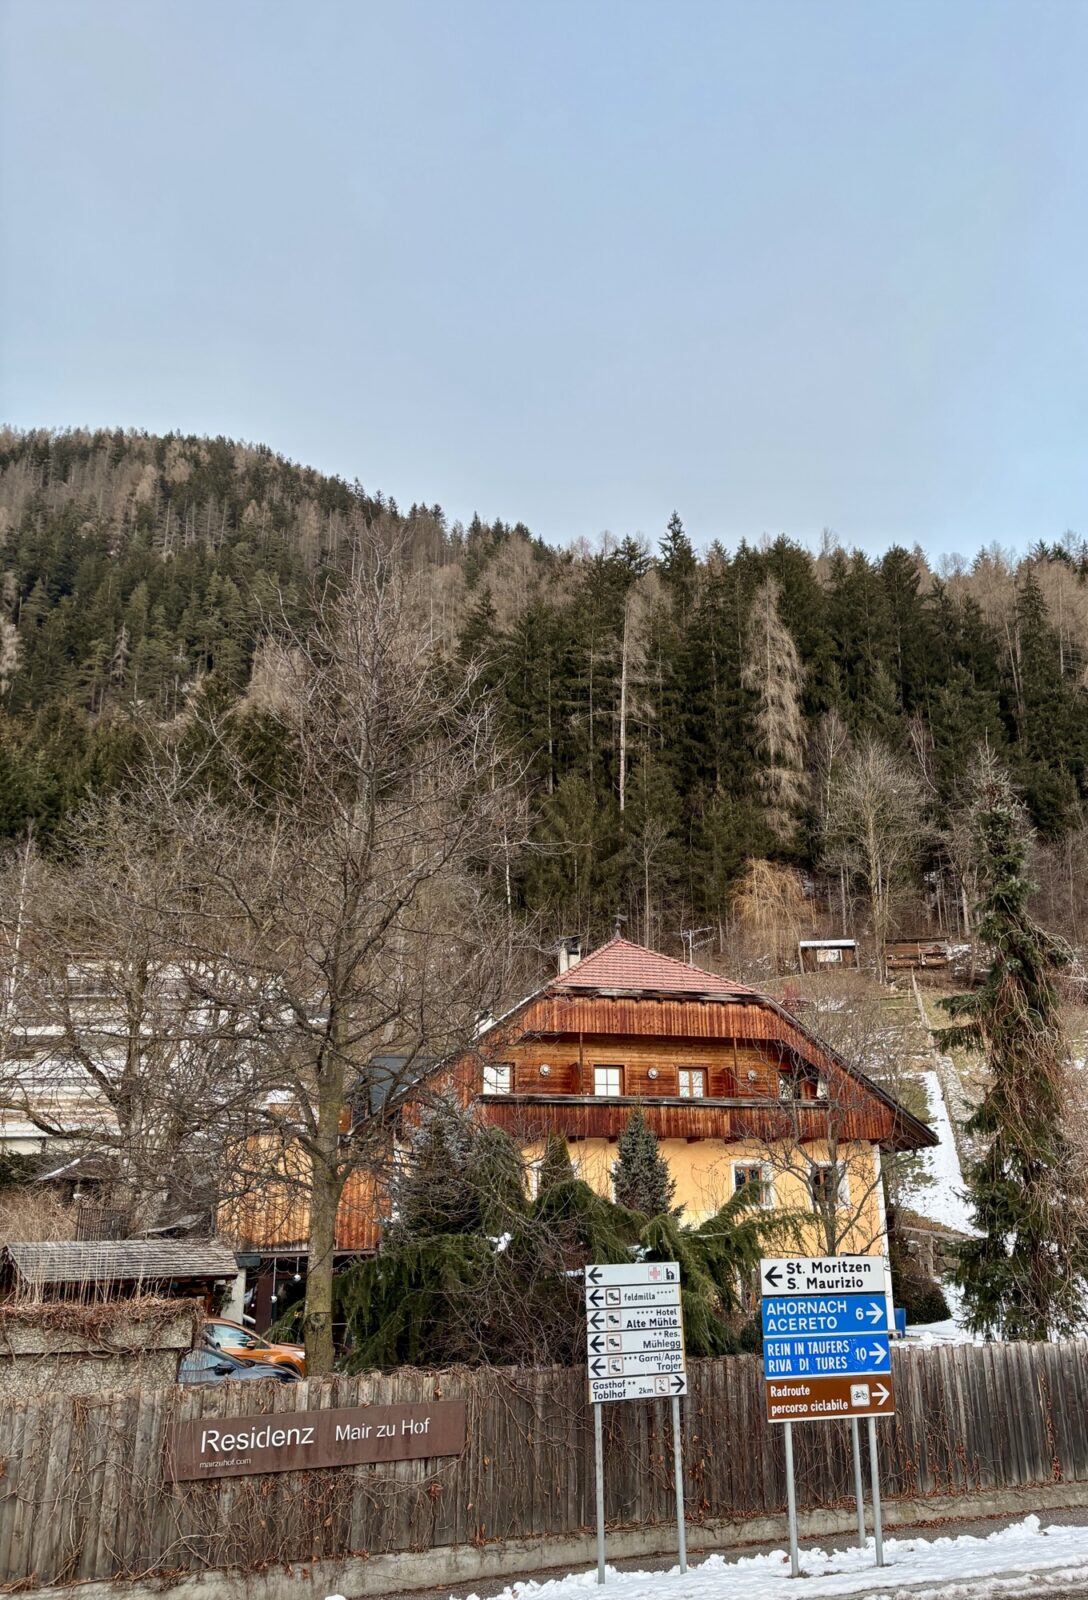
[680, 925, 713, 964]
[612, 913, 627, 940]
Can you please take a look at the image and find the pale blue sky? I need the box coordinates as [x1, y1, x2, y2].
[2, 0, 1086, 556]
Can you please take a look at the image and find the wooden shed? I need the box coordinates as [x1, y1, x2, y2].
[0, 1239, 242, 1309]
[884, 937, 953, 973]
[798, 938, 859, 972]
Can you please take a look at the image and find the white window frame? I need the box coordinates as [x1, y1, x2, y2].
[593, 1065, 623, 1097]
[482, 1062, 512, 1095]
[810, 1162, 849, 1212]
[678, 1067, 707, 1099]
[732, 1161, 772, 1207]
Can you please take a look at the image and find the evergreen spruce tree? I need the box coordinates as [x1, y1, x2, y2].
[536, 1131, 576, 1196]
[938, 752, 1088, 1340]
[386, 1106, 477, 1243]
[611, 1108, 677, 1216]
[464, 1124, 529, 1235]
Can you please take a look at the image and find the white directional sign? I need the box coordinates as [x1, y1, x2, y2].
[589, 1372, 687, 1403]
[588, 1328, 683, 1357]
[584, 1262, 681, 1288]
[759, 1255, 887, 1298]
[586, 1305, 682, 1333]
[585, 1283, 681, 1309]
[584, 1262, 687, 1405]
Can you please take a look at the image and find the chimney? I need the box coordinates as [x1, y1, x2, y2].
[557, 935, 583, 975]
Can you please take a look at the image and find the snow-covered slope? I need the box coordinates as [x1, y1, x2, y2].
[900, 1068, 976, 1235]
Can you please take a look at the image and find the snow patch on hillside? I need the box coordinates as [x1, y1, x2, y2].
[900, 1069, 976, 1235]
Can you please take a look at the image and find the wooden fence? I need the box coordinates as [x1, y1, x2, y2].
[3, 1340, 1088, 1588]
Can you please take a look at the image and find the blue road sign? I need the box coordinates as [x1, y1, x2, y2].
[761, 1294, 887, 1339]
[763, 1332, 891, 1378]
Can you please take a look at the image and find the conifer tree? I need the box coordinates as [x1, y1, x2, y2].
[536, 1130, 576, 1195]
[387, 1107, 477, 1243]
[658, 511, 697, 614]
[741, 576, 806, 844]
[938, 752, 1088, 1340]
[612, 1108, 677, 1216]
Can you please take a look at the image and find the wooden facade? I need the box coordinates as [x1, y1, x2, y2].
[217, 1136, 382, 1255]
[442, 942, 935, 1158]
[885, 937, 954, 972]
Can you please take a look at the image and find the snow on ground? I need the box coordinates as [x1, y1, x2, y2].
[900, 1069, 976, 1235]
[906, 1280, 982, 1346]
[453, 1517, 1088, 1600]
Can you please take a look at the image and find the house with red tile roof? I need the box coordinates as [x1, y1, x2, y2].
[219, 936, 937, 1319]
[438, 936, 935, 1259]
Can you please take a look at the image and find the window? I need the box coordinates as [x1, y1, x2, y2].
[594, 1065, 623, 1096]
[179, 1350, 223, 1383]
[733, 1163, 771, 1205]
[482, 1062, 512, 1095]
[778, 1070, 796, 1102]
[678, 1068, 707, 1099]
[205, 1323, 263, 1351]
[810, 1164, 848, 1212]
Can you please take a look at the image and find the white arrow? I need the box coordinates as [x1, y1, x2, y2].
[873, 1383, 890, 1405]
[866, 1303, 883, 1324]
[869, 1344, 887, 1362]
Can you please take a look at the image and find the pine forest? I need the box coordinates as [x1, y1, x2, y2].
[3, 427, 1088, 959]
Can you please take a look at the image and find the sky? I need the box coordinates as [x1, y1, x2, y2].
[1, 0, 1086, 558]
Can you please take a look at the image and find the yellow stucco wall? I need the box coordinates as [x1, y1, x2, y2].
[523, 1136, 886, 1258]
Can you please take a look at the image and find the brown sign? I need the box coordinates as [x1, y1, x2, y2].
[765, 1374, 895, 1424]
[166, 1400, 466, 1481]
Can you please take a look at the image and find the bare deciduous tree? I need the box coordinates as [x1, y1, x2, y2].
[742, 577, 806, 844]
[617, 568, 661, 813]
[731, 859, 808, 974]
[151, 528, 524, 1373]
[0, 815, 267, 1233]
[741, 1032, 898, 1258]
[824, 736, 926, 980]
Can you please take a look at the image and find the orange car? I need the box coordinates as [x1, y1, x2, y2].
[203, 1317, 306, 1376]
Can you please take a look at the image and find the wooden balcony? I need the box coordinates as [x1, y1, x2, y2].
[475, 1091, 904, 1147]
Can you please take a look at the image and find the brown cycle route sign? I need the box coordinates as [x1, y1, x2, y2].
[764, 1374, 895, 1423]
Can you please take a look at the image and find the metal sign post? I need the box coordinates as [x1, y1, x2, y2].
[671, 1394, 687, 1574]
[760, 1257, 894, 1576]
[782, 1420, 800, 1578]
[850, 1417, 866, 1547]
[594, 1401, 606, 1584]
[584, 1262, 688, 1583]
[867, 1415, 885, 1566]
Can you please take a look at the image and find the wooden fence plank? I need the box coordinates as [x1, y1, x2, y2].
[8, 1340, 1088, 1586]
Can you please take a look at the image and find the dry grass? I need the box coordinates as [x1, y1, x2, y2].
[0, 1186, 80, 1241]
[0, 1294, 202, 1342]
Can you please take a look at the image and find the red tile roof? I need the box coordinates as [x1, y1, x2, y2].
[551, 937, 758, 997]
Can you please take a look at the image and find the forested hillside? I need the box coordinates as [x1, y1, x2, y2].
[3, 427, 1088, 954]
